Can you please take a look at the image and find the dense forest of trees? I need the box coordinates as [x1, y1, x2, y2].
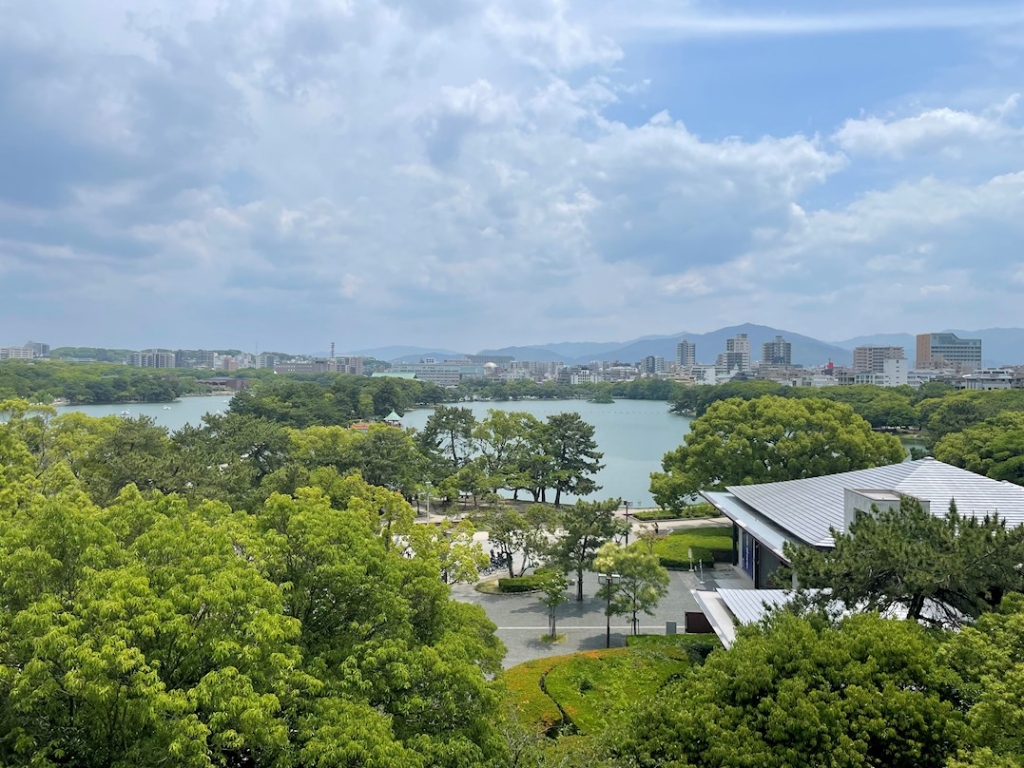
[5, 383, 1024, 765]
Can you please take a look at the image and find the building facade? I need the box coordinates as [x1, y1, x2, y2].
[761, 335, 792, 366]
[676, 339, 696, 368]
[852, 346, 905, 373]
[725, 333, 751, 371]
[916, 333, 982, 373]
[130, 349, 176, 368]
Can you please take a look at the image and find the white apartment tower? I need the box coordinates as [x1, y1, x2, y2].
[725, 333, 751, 371]
[676, 338, 696, 368]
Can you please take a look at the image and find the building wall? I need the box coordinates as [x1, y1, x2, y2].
[852, 345, 905, 373]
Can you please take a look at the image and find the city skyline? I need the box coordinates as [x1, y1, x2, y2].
[2, 1, 1023, 349]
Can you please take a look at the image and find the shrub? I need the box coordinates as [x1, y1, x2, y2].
[652, 526, 733, 570]
[497, 568, 556, 593]
[633, 502, 721, 522]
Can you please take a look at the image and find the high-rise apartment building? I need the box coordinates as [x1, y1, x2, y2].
[916, 333, 982, 373]
[130, 349, 176, 368]
[761, 335, 792, 366]
[643, 356, 666, 375]
[725, 333, 751, 371]
[852, 346, 905, 373]
[676, 338, 696, 368]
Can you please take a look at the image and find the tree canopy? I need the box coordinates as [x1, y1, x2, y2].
[651, 396, 905, 511]
[611, 612, 967, 768]
[786, 496, 1024, 626]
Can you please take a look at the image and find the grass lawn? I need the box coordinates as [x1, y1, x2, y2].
[651, 525, 733, 569]
[543, 648, 691, 733]
[503, 639, 706, 735]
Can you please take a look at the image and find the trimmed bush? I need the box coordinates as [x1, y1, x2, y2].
[652, 525, 733, 570]
[497, 567, 556, 593]
[633, 502, 721, 522]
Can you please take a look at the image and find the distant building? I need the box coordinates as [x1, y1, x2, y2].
[255, 353, 277, 369]
[464, 354, 515, 368]
[0, 346, 34, 360]
[25, 341, 50, 358]
[761, 335, 792, 366]
[676, 339, 696, 368]
[391, 361, 485, 387]
[852, 346, 905, 374]
[274, 358, 338, 374]
[336, 356, 365, 376]
[854, 357, 908, 387]
[642, 356, 666, 375]
[130, 349, 176, 368]
[960, 368, 1024, 391]
[916, 333, 982, 373]
[725, 333, 751, 371]
[199, 377, 251, 391]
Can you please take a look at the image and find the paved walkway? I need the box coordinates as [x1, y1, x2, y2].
[451, 566, 751, 668]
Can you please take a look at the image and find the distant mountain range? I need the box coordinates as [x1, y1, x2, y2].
[354, 326, 1024, 368]
[481, 324, 854, 368]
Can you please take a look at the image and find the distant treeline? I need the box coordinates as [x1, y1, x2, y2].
[672, 380, 1024, 448]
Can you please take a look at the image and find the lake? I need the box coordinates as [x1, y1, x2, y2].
[59, 396, 693, 508]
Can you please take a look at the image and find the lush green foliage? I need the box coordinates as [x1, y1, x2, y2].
[652, 395, 905, 510]
[612, 612, 967, 768]
[0, 360, 212, 404]
[934, 411, 1024, 484]
[548, 498, 628, 601]
[631, 501, 719, 521]
[0, 475, 507, 766]
[503, 644, 696, 736]
[593, 543, 670, 635]
[542, 648, 689, 733]
[650, 526, 734, 569]
[786, 496, 1024, 625]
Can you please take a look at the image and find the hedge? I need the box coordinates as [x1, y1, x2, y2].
[652, 526, 733, 570]
[632, 502, 721, 522]
[497, 568, 556, 593]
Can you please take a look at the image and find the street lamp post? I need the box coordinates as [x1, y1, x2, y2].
[598, 572, 621, 648]
[426, 481, 431, 519]
[623, 500, 632, 545]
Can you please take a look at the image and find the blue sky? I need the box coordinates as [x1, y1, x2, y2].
[1, 0, 1023, 353]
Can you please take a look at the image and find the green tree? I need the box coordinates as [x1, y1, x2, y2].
[934, 411, 1024, 485]
[549, 498, 626, 601]
[785, 496, 1024, 626]
[611, 612, 966, 768]
[593, 543, 670, 635]
[355, 423, 425, 496]
[942, 593, 1024, 765]
[537, 570, 569, 637]
[651, 395, 905, 512]
[544, 412, 604, 506]
[473, 409, 541, 494]
[415, 405, 478, 488]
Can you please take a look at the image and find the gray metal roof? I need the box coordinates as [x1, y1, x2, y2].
[727, 458, 1024, 547]
[704, 491, 790, 559]
[717, 588, 791, 625]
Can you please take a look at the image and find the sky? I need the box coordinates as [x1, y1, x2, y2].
[2, 0, 1023, 354]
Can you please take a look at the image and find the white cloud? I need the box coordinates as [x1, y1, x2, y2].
[833, 96, 1022, 158]
[1, 0, 1023, 348]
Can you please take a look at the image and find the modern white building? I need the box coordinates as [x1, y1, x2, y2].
[853, 357, 908, 387]
[960, 368, 1024, 391]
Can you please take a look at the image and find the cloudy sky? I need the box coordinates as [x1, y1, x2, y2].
[2, 0, 1023, 353]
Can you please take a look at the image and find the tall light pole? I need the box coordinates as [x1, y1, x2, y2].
[426, 481, 431, 519]
[598, 572, 620, 648]
[622, 500, 633, 545]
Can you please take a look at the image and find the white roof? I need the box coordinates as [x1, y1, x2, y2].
[722, 458, 1024, 548]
